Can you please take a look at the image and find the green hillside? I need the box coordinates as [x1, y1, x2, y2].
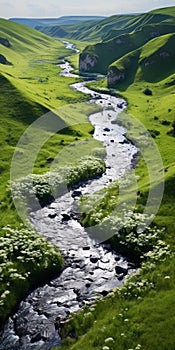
[79, 6, 175, 74]
[10, 16, 106, 29]
[59, 67, 175, 349]
[38, 6, 175, 44]
[150, 6, 175, 16]
[0, 19, 103, 323]
[38, 14, 138, 41]
[107, 33, 175, 87]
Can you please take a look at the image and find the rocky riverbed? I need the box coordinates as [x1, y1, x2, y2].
[0, 42, 138, 350]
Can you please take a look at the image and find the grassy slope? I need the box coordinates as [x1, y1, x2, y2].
[38, 14, 140, 41]
[108, 33, 175, 87]
[79, 6, 175, 74]
[0, 19, 104, 323]
[38, 7, 175, 42]
[87, 33, 175, 236]
[53, 12, 175, 350]
[59, 81, 175, 348]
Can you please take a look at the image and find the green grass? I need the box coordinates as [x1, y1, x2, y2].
[0, 19, 106, 323]
[1, 12, 175, 349]
[59, 254, 175, 350]
[38, 6, 175, 43]
[79, 7, 175, 74]
[107, 32, 175, 91]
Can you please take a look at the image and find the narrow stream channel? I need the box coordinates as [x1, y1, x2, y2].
[0, 42, 138, 350]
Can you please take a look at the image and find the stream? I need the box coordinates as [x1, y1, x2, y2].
[0, 42, 138, 350]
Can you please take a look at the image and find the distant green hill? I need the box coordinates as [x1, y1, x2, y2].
[10, 16, 106, 29]
[79, 24, 175, 74]
[38, 6, 175, 43]
[38, 14, 138, 41]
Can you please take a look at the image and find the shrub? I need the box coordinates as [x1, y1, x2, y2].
[148, 129, 160, 138]
[172, 120, 175, 134]
[143, 88, 152, 96]
[161, 119, 171, 126]
[11, 156, 105, 209]
[0, 226, 63, 323]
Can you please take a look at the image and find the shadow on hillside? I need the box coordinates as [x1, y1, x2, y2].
[141, 57, 175, 83]
[111, 54, 140, 91]
[0, 74, 48, 125]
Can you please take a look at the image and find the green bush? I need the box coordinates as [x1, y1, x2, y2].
[11, 156, 105, 209]
[0, 226, 63, 323]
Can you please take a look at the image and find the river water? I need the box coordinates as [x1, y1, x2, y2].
[0, 42, 138, 350]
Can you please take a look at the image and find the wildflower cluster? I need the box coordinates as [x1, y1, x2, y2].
[0, 226, 63, 320]
[80, 181, 119, 226]
[11, 156, 105, 209]
[143, 239, 170, 262]
[101, 211, 167, 259]
[119, 277, 155, 300]
[128, 345, 142, 350]
[102, 337, 115, 350]
[66, 156, 105, 188]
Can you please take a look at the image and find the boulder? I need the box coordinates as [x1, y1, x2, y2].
[117, 103, 124, 109]
[31, 333, 42, 343]
[83, 246, 90, 250]
[48, 213, 57, 219]
[61, 213, 71, 221]
[72, 190, 82, 198]
[90, 257, 99, 264]
[79, 53, 98, 72]
[143, 88, 152, 96]
[115, 265, 128, 275]
[100, 290, 109, 297]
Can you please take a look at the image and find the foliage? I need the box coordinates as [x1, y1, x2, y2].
[0, 226, 63, 323]
[79, 181, 119, 226]
[11, 156, 105, 209]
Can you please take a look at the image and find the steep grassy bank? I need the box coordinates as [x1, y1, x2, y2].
[108, 33, 175, 87]
[79, 6, 175, 74]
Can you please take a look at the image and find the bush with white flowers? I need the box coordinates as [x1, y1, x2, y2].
[0, 225, 63, 322]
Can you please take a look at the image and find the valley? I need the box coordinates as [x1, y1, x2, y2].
[0, 5, 175, 350]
